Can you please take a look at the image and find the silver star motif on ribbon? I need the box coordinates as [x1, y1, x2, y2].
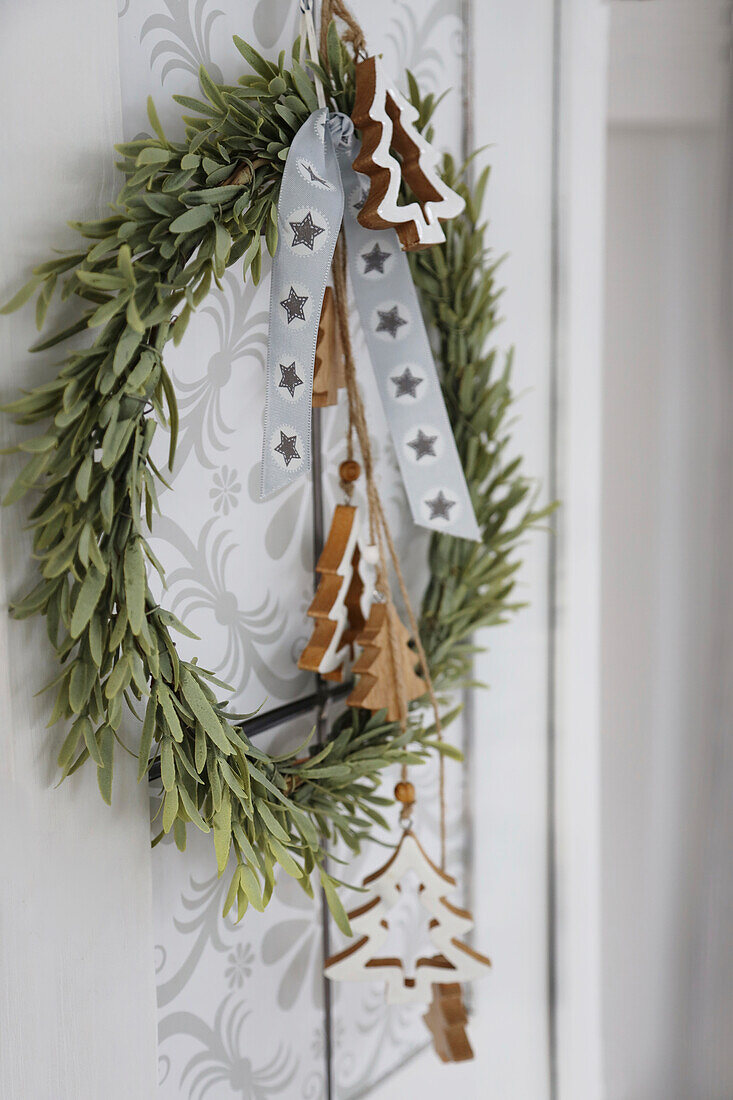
[290, 211, 325, 250]
[407, 429, 438, 460]
[391, 366, 423, 399]
[278, 361, 303, 398]
[301, 160, 329, 186]
[362, 242, 391, 274]
[376, 305, 407, 338]
[280, 286, 308, 324]
[426, 491, 456, 521]
[274, 430, 301, 467]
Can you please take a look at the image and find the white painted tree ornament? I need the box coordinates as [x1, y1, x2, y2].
[351, 55, 466, 251]
[324, 829, 491, 1004]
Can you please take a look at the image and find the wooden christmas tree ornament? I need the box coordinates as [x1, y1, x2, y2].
[351, 55, 466, 251]
[346, 601, 426, 721]
[423, 983, 474, 1063]
[298, 505, 376, 681]
[312, 286, 345, 407]
[324, 828, 491, 1004]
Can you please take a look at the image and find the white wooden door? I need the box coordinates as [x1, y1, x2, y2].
[372, 1, 610, 1096]
[0, 2, 612, 1098]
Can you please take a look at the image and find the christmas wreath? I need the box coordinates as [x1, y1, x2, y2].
[0, 21, 544, 931]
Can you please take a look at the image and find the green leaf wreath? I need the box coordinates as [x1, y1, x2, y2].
[0, 25, 546, 927]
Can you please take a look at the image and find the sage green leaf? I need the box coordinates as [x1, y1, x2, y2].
[18, 434, 56, 453]
[138, 693, 157, 781]
[184, 185, 242, 207]
[291, 60, 318, 112]
[169, 206, 214, 233]
[100, 477, 114, 532]
[126, 295, 145, 334]
[70, 568, 106, 638]
[194, 720, 206, 774]
[75, 455, 93, 501]
[113, 328, 143, 375]
[180, 669, 231, 755]
[177, 785, 209, 833]
[89, 291, 130, 328]
[320, 871, 351, 936]
[88, 613, 104, 667]
[213, 795, 232, 874]
[233, 36, 276, 79]
[223, 865, 241, 917]
[236, 888, 249, 923]
[57, 717, 86, 771]
[146, 96, 167, 144]
[199, 65, 227, 112]
[256, 801, 290, 844]
[159, 365, 179, 470]
[162, 788, 178, 832]
[156, 608, 199, 640]
[124, 541, 146, 635]
[0, 274, 42, 314]
[160, 737, 175, 791]
[135, 146, 170, 167]
[173, 818, 187, 852]
[83, 718, 103, 766]
[268, 837, 302, 879]
[97, 725, 114, 805]
[239, 863, 264, 912]
[105, 654, 131, 699]
[157, 685, 183, 743]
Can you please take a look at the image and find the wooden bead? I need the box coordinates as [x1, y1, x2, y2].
[339, 459, 361, 483]
[394, 780, 415, 805]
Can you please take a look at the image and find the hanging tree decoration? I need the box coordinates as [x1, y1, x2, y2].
[351, 54, 466, 251]
[298, 479, 377, 682]
[347, 601, 426, 722]
[324, 825, 492, 1004]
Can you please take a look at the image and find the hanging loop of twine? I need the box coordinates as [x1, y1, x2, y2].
[330, 229, 447, 870]
[318, 0, 368, 64]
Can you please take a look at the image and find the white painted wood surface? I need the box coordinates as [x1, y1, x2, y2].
[602, 4, 732, 1097]
[0, 4, 159, 1098]
[552, 2, 608, 1098]
[372, 2, 610, 1097]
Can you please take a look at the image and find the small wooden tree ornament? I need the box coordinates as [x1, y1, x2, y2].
[423, 983, 474, 1063]
[346, 601, 426, 722]
[324, 828, 491, 1005]
[313, 286, 345, 407]
[351, 55, 466, 251]
[298, 504, 376, 681]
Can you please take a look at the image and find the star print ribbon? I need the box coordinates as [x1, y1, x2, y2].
[335, 135, 480, 542]
[260, 107, 343, 497]
[260, 110, 480, 542]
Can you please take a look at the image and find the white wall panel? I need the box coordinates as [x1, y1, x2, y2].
[0, 3, 158, 1098]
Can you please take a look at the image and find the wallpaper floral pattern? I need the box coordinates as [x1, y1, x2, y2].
[116, 1, 470, 1096]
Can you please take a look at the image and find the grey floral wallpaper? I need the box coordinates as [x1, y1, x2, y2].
[116, 1, 469, 1096]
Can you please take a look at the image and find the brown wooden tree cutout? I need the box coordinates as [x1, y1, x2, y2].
[346, 601, 426, 722]
[423, 983, 474, 1063]
[351, 55, 465, 251]
[313, 286, 345, 407]
[298, 504, 375, 682]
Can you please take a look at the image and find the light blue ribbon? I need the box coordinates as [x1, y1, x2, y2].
[260, 107, 343, 498]
[261, 110, 480, 543]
